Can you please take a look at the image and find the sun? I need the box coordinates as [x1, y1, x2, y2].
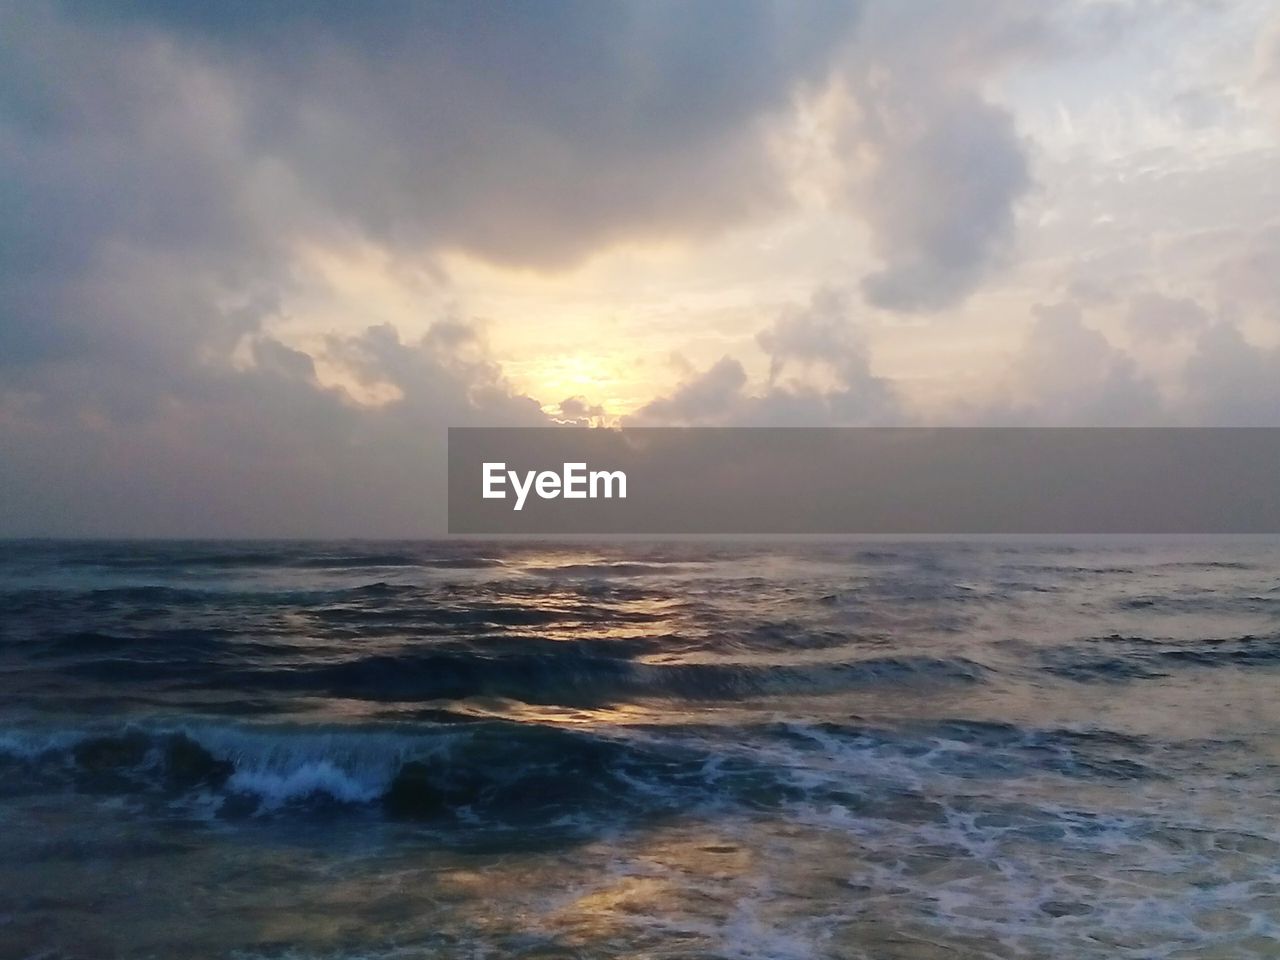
[500, 351, 648, 423]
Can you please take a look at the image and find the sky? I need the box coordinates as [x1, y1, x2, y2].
[2, 0, 1279, 536]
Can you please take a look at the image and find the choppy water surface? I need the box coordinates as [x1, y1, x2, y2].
[1, 539, 1278, 959]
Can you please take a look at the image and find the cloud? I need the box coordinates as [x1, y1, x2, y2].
[758, 287, 861, 381]
[46, 0, 859, 271]
[554, 396, 608, 427]
[628, 356, 749, 426]
[953, 299, 1163, 426]
[1017, 301, 1162, 424]
[1180, 321, 1280, 426]
[1256, 13, 1280, 93]
[753, 287, 899, 419]
[1215, 225, 1280, 318]
[1124, 291, 1210, 339]
[629, 288, 900, 425]
[851, 91, 1031, 312]
[0, 319, 546, 537]
[837, 1, 1040, 312]
[965, 286, 1280, 427]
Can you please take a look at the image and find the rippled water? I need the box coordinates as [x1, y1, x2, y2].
[1, 539, 1278, 959]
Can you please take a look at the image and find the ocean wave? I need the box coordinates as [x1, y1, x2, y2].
[0, 721, 712, 825]
[1045, 633, 1280, 681]
[310, 599, 666, 629]
[768, 718, 1164, 783]
[179, 651, 988, 706]
[0, 711, 1174, 828]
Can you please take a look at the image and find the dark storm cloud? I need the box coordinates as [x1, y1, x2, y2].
[58, 0, 859, 268]
[0, 0, 863, 365]
[0, 1, 362, 388]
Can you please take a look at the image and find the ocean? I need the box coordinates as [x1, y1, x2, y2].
[0, 539, 1277, 959]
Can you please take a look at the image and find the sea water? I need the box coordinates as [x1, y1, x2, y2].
[0, 539, 1277, 958]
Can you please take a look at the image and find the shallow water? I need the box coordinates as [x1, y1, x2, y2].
[0, 539, 1278, 959]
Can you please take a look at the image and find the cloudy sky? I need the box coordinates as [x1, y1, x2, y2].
[2, 0, 1279, 536]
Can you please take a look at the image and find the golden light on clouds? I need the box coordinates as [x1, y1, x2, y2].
[117, 1, 1280, 432]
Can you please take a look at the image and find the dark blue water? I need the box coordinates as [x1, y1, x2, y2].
[1, 539, 1278, 958]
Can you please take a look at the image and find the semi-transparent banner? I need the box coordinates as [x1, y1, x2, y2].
[448, 428, 1280, 534]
